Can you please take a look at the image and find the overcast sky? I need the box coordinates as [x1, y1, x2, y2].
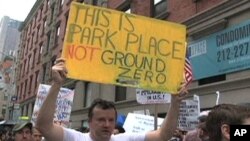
[0, 0, 36, 21]
[0, 0, 163, 22]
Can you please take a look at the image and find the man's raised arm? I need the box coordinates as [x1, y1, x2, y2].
[145, 87, 187, 141]
[36, 58, 67, 141]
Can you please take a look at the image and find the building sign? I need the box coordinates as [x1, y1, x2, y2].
[189, 20, 250, 80]
[62, 2, 187, 93]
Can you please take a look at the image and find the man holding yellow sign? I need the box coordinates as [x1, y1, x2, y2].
[36, 58, 188, 141]
[36, 2, 188, 141]
[62, 2, 187, 94]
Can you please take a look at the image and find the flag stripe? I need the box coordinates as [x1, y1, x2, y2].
[184, 56, 193, 86]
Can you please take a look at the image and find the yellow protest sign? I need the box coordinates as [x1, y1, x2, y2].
[62, 2, 187, 93]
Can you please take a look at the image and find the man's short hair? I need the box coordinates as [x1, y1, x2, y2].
[206, 104, 250, 141]
[88, 98, 117, 121]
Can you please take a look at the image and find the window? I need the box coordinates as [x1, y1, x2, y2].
[125, 9, 131, 13]
[55, 24, 60, 45]
[20, 83, 23, 100]
[42, 64, 47, 82]
[23, 59, 27, 75]
[39, 5, 43, 20]
[84, 82, 91, 107]
[50, 57, 56, 78]
[61, 0, 64, 5]
[198, 75, 226, 85]
[57, 25, 60, 36]
[46, 33, 51, 52]
[19, 64, 23, 79]
[29, 75, 33, 94]
[154, 0, 162, 5]
[42, 18, 47, 35]
[35, 71, 40, 89]
[24, 79, 28, 98]
[44, 19, 47, 29]
[37, 44, 43, 64]
[26, 39, 30, 55]
[28, 55, 32, 70]
[115, 86, 126, 102]
[47, 0, 50, 7]
[33, 49, 37, 67]
[50, 5, 55, 23]
[154, 0, 168, 19]
[37, 26, 40, 41]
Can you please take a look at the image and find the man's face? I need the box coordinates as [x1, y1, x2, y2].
[32, 128, 42, 141]
[89, 107, 116, 141]
[14, 127, 32, 141]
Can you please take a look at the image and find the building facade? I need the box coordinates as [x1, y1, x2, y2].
[15, 0, 250, 129]
[0, 16, 21, 59]
[0, 16, 21, 120]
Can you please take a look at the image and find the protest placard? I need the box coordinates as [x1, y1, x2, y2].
[123, 113, 164, 133]
[62, 2, 187, 93]
[136, 89, 171, 104]
[178, 99, 200, 131]
[31, 84, 74, 127]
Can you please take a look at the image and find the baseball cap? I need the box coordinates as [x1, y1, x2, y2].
[12, 121, 32, 132]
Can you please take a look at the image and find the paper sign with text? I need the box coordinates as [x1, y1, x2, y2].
[123, 113, 164, 134]
[136, 89, 171, 104]
[62, 2, 187, 93]
[178, 99, 200, 131]
[32, 84, 74, 127]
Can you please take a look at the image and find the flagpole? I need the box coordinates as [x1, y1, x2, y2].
[154, 104, 158, 130]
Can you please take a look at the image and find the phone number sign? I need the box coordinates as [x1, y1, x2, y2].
[188, 19, 250, 80]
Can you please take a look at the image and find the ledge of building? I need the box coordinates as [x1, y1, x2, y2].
[183, 0, 250, 38]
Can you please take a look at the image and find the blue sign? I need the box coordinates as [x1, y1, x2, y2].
[188, 20, 250, 80]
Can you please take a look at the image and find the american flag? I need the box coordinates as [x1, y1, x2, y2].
[184, 51, 193, 86]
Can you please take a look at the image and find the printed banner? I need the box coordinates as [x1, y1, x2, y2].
[32, 84, 74, 127]
[62, 2, 187, 93]
[188, 19, 250, 80]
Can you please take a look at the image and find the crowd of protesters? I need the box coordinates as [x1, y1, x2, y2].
[0, 58, 249, 141]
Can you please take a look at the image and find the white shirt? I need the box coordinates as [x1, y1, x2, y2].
[63, 128, 145, 141]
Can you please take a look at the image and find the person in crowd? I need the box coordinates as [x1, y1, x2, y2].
[0, 130, 6, 141]
[12, 122, 33, 141]
[36, 58, 188, 141]
[169, 128, 186, 141]
[206, 104, 250, 141]
[32, 127, 43, 141]
[5, 131, 14, 141]
[113, 125, 125, 135]
[183, 113, 209, 141]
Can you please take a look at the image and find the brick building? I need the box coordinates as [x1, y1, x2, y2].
[15, 0, 250, 129]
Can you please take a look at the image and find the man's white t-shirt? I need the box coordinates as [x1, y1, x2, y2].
[63, 128, 146, 141]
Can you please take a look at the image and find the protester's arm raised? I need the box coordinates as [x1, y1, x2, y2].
[36, 59, 67, 141]
[145, 87, 187, 141]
